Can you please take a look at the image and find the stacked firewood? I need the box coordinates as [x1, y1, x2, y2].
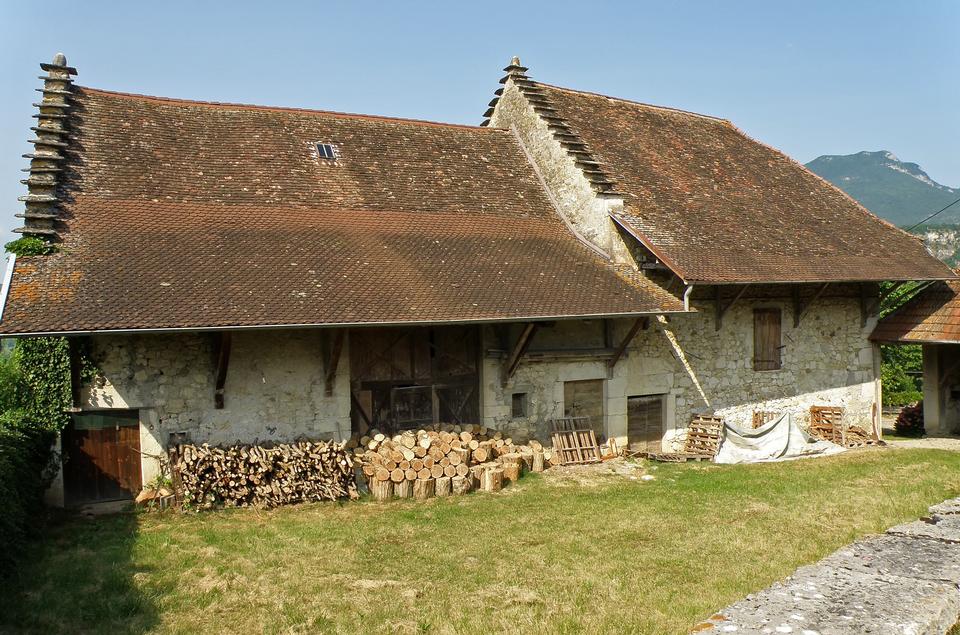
[170, 440, 358, 509]
[348, 424, 553, 501]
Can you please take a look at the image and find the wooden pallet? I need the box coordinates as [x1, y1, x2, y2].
[646, 415, 723, 463]
[808, 405, 881, 447]
[550, 417, 601, 465]
[752, 410, 778, 428]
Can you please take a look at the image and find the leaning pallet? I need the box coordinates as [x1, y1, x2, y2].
[549, 417, 601, 465]
[808, 405, 882, 448]
[646, 415, 723, 463]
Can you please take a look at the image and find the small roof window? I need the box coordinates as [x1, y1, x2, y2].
[316, 142, 338, 161]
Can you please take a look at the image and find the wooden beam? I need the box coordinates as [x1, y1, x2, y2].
[796, 283, 830, 328]
[324, 329, 345, 396]
[214, 332, 232, 409]
[503, 323, 539, 385]
[715, 285, 748, 331]
[608, 318, 647, 369]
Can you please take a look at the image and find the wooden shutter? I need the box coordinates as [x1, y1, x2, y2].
[753, 309, 782, 371]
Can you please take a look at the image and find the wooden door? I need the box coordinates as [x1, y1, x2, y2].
[627, 395, 664, 453]
[564, 379, 604, 440]
[63, 411, 142, 505]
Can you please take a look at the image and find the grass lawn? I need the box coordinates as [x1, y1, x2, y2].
[4, 448, 960, 634]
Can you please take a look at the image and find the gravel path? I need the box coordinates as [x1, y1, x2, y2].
[886, 437, 960, 451]
[693, 496, 960, 634]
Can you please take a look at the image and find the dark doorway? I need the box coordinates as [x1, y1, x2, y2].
[62, 410, 142, 505]
[349, 326, 480, 434]
[627, 395, 665, 453]
[564, 379, 605, 440]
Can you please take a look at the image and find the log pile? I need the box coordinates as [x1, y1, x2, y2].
[170, 440, 358, 509]
[348, 424, 553, 502]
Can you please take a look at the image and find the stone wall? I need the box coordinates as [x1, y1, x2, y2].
[484, 294, 880, 451]
[80, 330, 351, 485]
[490, 78, 634, 265]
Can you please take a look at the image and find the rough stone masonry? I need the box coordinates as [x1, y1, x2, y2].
[694, 498, 960, 634]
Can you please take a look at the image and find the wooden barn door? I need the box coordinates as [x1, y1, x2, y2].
[563, 379, 605, 440]
[349, 326, 480, 434]
[63, 411, 142, 505]
[627, 395, 664, 453]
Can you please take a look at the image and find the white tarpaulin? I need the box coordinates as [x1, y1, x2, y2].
[714, 413, 846, 464]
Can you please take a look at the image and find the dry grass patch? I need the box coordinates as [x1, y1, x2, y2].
[3, 448, 960, 634]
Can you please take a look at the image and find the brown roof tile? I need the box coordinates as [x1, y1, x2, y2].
[1, 87, 682, 334]
[870, 281, 960, 343]
[533, 82, 955, 284]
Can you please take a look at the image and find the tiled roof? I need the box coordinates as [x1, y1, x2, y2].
[0, 87, 683, 334]
[870, 281, 960, 343]
[529, 82, 955, 285]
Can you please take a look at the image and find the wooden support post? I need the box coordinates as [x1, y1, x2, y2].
[715, 285, 748, 331]
[502, 323, 539, 385]
[214, 332, 232, 409]
[324, 329, 344, 396]
[607, 317, 646, 370]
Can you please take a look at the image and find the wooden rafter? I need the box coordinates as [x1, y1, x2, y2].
[795, 283, 829, 328]
[214, 332, 232, 409]
[325, 329, 345, 396]
[503, 323, 539, 385]
[608, 317, 647, 369]
[715, 285, 748, 331]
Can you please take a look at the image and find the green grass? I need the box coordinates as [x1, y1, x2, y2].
[4, 448, 960, 634]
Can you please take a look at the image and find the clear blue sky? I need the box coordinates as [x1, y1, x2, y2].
[1, 1, 957, 243]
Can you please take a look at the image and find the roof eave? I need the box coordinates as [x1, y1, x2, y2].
[0, 307, 694, 338]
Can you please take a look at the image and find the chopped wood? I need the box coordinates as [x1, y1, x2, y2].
[435, 476, 452, 497]
[413, 478, 435, 500]
[169, 438, 357, 509]
[395, 479, 413, 499]
[452, 475, 471, 495]
[483, 467, 504, 492]
[350, 422, 554, 502]
[370, 478, 393, 502]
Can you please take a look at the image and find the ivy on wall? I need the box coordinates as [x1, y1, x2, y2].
[16, 338, 73, 431]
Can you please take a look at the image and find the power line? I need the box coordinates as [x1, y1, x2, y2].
[906, 196, 960, 232]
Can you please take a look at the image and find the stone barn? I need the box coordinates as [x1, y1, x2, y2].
[1, 54, 952, 506]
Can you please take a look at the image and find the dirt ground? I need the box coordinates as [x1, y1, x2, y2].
[885, 437, 960, 451]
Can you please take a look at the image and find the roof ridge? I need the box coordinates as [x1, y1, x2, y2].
[535, 81, 729, 123]
[481, 60, 624, 197]
[77, 86, 505, 132]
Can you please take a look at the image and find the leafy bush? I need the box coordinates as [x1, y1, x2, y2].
[4, 237, 56, 257]
[885, 390, 923, 407]
[894, 401, 925, 437]
[880, 343, 922, 403]
[0, 411, 55, 577]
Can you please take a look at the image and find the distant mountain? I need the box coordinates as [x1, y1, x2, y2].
[805, 151, 959, 226]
